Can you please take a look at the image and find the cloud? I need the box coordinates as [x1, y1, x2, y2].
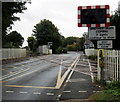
[11, 0, 120, 47]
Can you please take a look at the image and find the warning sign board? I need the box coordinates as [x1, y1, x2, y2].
[88, 26, 116, 40]
[97, 40, 112, 49]
[78, 5, 110, 27]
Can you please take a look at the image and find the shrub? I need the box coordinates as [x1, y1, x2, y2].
[93, 81, 120, 102]
[55, 47, 67, 54]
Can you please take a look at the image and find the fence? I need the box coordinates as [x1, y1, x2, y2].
[0, 48, 26, 60]
[103, 50, 120, 82]
[85, 49, 98, 56]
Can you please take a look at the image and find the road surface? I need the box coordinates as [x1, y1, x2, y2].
[1, 52, 80, 101]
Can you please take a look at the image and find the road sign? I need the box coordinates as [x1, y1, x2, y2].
[78, 5, 110, 27]
[97, 40, 112, 49]
[48, 42, 53, 46]
[88, 26, 116, 40]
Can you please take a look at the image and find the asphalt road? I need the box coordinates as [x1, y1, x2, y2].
[1, 52, 80, 101]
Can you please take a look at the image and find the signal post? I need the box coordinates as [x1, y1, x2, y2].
[77, 5, 113, 83]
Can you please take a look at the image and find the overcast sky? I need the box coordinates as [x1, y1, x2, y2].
[11, 0, 120, 47]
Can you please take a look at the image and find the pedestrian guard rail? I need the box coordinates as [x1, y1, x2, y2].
[103, 50, 120, 82]
[0, 48, 26, 60]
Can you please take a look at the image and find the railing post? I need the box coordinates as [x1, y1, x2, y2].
[97, 49, 104, 83]
[116, 51, 119, 81]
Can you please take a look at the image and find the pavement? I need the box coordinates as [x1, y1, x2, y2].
[59, 55, 102, 102]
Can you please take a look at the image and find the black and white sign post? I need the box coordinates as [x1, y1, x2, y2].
[48, 42, 53, 48]
[98, 49, 105, 82]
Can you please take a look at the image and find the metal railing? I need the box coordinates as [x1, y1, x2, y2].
[104, 50, 120, 82]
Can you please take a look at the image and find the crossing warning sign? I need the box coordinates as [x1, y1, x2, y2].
[78, 5, 110, 27]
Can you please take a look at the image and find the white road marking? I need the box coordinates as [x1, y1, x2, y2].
[66, 80, 69, 82]
[93, 91, 102, 93]
[58, 94, 61, 97]
[79, 72, 91, 76]
[88, 59, 94, 83]
[46, 93, 54, 96]
[33, 92, 41, 95]
[63, 91, 71, 93]
[77, 64, 89, 67]
[6, 91, 14, 93]
[66, 58, 79, 82]
[0, 68, 30, 81]
[19, 91, 28, 94]
[3, 68, 42, 82]
[78, 91, 87, 93]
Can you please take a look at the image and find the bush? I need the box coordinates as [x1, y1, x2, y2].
[55, 47, 67, 54]
[92, 81, 120, 102]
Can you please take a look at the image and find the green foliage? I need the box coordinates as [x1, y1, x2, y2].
[6, 31, 24, 48]
[65, 36, 79, 45]
[33, 19, 63, 53]
[110, 11, 120, 50]
[67, 42, 78, 51]
[94, 81, 120, 102]
[27, 36, 36, 52]
[55, 47, 67, 54]
[2, 2, 27, 47]
[65, 36, 85, 51]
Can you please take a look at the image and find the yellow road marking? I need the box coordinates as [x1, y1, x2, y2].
[0, 68, 4, 70]
[2, 56, 79, 90]
[1, 67, 30, 80]
[9, 72, 13, 74]
[0, 68, 40, 83]
[56, 57, 63, 87]
[4, 85, 56, 89]
[55, 56, 79, 89]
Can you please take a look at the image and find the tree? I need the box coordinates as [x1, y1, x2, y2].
[27, 36, 36, 52]
[33, 19, 62, 53]
[2, 2, 27, 47]
[65, 36, 79, 45]
[110, 10, 120, 50]
[7, 31, 24, 48]
[64, 36, 84, 51]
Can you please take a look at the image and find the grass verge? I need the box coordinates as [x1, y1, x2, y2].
[89, 81, 120, 102]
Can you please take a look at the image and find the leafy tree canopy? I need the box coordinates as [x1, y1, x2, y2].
[2, 2, 27, 47]
[33, 19, 62, 53]
[27, 36, 36, 51]
[110, 10, 120, 50]
[7, 31, 24, 48]
[65, 36, 85, 51]
[65, 36, 80, 45]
